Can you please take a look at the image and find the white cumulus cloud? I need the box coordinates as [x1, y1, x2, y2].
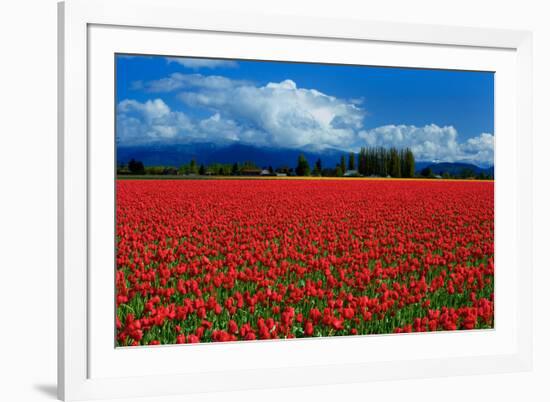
[117, 99, 245, 146]
[178, 78, 364, 150]
[117, 99, 194, 144]
[358, 124, 494, 166]
[118, 73, 494, 166]
[139, 73, 249, 93]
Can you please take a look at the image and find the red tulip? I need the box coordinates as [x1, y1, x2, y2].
[115, 179, 494, 346]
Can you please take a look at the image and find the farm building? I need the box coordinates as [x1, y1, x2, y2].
[240, 167, 262, 176]
[343, 170, 360, 177]
[162, 167, 178, 175]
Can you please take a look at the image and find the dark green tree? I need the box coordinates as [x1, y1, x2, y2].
[128, 158, 145, 175]
[296, 154, 311, 176]
[355, 146, 416, 177]
[231, 162, 240, 175]
[402, 148, 415, 178]
[420, 166, 433, 178]
[340, 155, 346, 174]
[348, 152, 356, 171]
[389, 148, 401, 178]
[189, 158, 198, 174]
[199, 164, 206, 175]
[358, 147, 367, 175]
[321, 168, 336, 177]
[460, 168, 476, 179]
[276, 165, 291, 175]
[313, 158, 322, 176]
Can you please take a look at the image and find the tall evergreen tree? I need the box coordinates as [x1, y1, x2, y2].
[128, 158, 145, 175]
[231, 162, 239, 175]
[296, 154, 311, 176]
[403, 148, 415, 178]
[340, 155, 346, 174]
[353, 146, 415, 177]
[313, 158, 322, 176]
[358, 147, 367, 175]
[401, 149, 407, 177]
[348, 152, 356, 171]
[189, 158, 198, 174]
[389, 148, 401, 178]
[420, 166, 433, 177]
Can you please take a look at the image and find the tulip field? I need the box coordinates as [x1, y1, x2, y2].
[115, 179, 494, 346]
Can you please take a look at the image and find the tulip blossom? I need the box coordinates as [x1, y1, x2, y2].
[115, 179, 494, 346]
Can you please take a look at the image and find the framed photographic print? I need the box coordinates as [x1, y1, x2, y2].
[58, 0, 533, 400]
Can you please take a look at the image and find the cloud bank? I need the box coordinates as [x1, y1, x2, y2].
[140, 73, 249, 93]
[359, 125, 494, 166]
[118, 74, 494, 166]
[165, 57, 238, 70]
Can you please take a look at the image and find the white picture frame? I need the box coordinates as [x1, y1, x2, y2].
[58, 0, 533, 400]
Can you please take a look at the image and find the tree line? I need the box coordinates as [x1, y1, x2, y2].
[418, 166, 493, 180]
[118, 159, 264, 176]
[357, 147, 415, 178]
[118, 147, 491, 180]
[293, 147, 415, 178]
[118, 147, 415, 178]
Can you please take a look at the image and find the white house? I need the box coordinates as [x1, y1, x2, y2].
[343, 170, 360, 177]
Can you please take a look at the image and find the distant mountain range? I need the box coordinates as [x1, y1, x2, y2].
[117, 143, 344, 169]
[117, 142, 493, 175]
[414, 161, 494, 176]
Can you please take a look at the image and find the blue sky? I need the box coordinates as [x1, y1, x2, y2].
[116, 54, 494, 166]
